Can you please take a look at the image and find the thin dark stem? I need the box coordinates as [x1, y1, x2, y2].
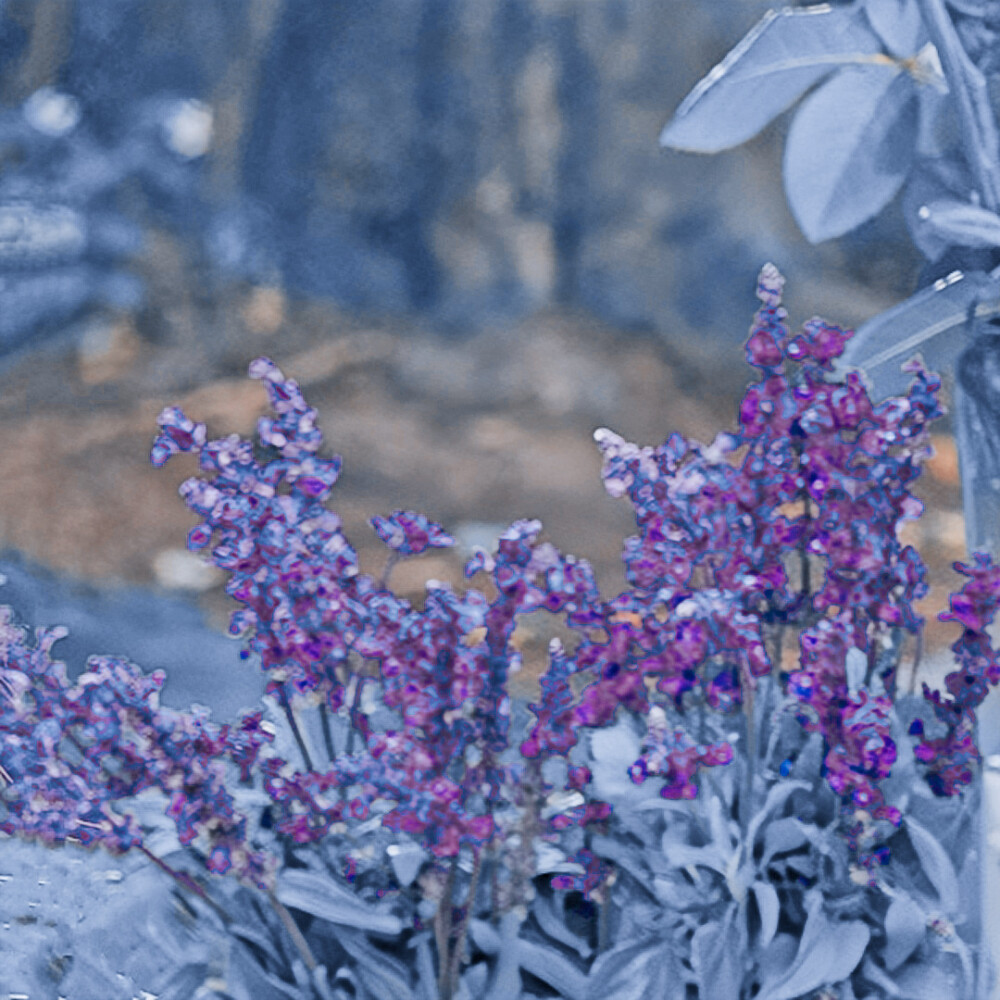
[138, 844, 232, 925]
[266, 888, 319, 973]
[436, 857, 459, 1000]
[279, 683, 314, 772]
[344, 668, 368, 756]
[318, 701, 335, 763]
[446, 847, 483, 994]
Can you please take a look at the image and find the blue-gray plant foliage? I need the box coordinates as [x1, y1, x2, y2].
[662, 0, 1000, 554]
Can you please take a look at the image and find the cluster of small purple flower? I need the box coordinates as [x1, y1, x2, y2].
[0, 605, 276, 888]
[911, 554, 1000, 795]
[1, 264, 998, 912]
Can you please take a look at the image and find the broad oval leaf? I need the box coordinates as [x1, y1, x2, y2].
[784, 64, 919, 242]
[759, 895, 870, 1000]
[895, 960, 959, 999]
[762, 816, 811, 863]
[274, 868, 404, 936]
[691, 903, 743, 1000]
[584, 936, 684, 1000]
[833, 268, 1000, 402]
[747, 779, 810, 848]
[752, 880, 780, 949]
[883, 892, 927, 970]
[661, 2, 882, 152]
[905, 815, 960, 915]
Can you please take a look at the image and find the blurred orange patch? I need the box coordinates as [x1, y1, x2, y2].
[926, 435, 960, 486]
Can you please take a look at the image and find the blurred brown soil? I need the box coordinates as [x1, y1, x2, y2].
[0, 287, 969, 700]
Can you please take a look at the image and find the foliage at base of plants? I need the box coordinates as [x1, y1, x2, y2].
[0, 265, 997, 999]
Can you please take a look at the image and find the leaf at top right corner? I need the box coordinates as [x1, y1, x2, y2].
[783, 62, 919, 243]
[660, 2, 882, 153]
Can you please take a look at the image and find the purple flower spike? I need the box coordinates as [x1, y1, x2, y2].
[371, 511, 455, 556]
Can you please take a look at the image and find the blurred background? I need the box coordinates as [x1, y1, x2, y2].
[0, 0, 965, 718]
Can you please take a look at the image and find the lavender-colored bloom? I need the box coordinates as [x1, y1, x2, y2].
[370, 510, 455, 556]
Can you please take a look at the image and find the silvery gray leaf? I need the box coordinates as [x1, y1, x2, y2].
[461, 961, 490, 999]
[863, 0, 927, 57]
[660, 2, 881, 153]
[761, 816, 811, 863]
[311, 964, 336, 1000]
[861, 955, 899, 997]
[152, 962, 215, 1000]
[228, 920, 286, 972]
[747, 779, 811, 847]
[705, 786, 739, 853]
[275, 868, 404, 936]
[751, 880, 780, 949]
[532, 889, 593, 959]
[589, 831, 655, 883]
[833, 268, 1000, 403]
[882, 891, 927, 971]
[409, 930, 438, 1000]
[894, 960, 958, 999]
[481, 911, 525, 1000]
[783, 64, 918, 242]
[584, 936, 684, 1000]
[329, 924, 415, 998]
[227, 940, 310, 1000]
[691, 903, 743, 1000]
[387, 841, 427, 887]
[754, 933, 800, 995]
[905, 815, 960, 915]
[514, 932, 589, 997]
[659, 837, 728, 876]
[757, 895, 869, 1000]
